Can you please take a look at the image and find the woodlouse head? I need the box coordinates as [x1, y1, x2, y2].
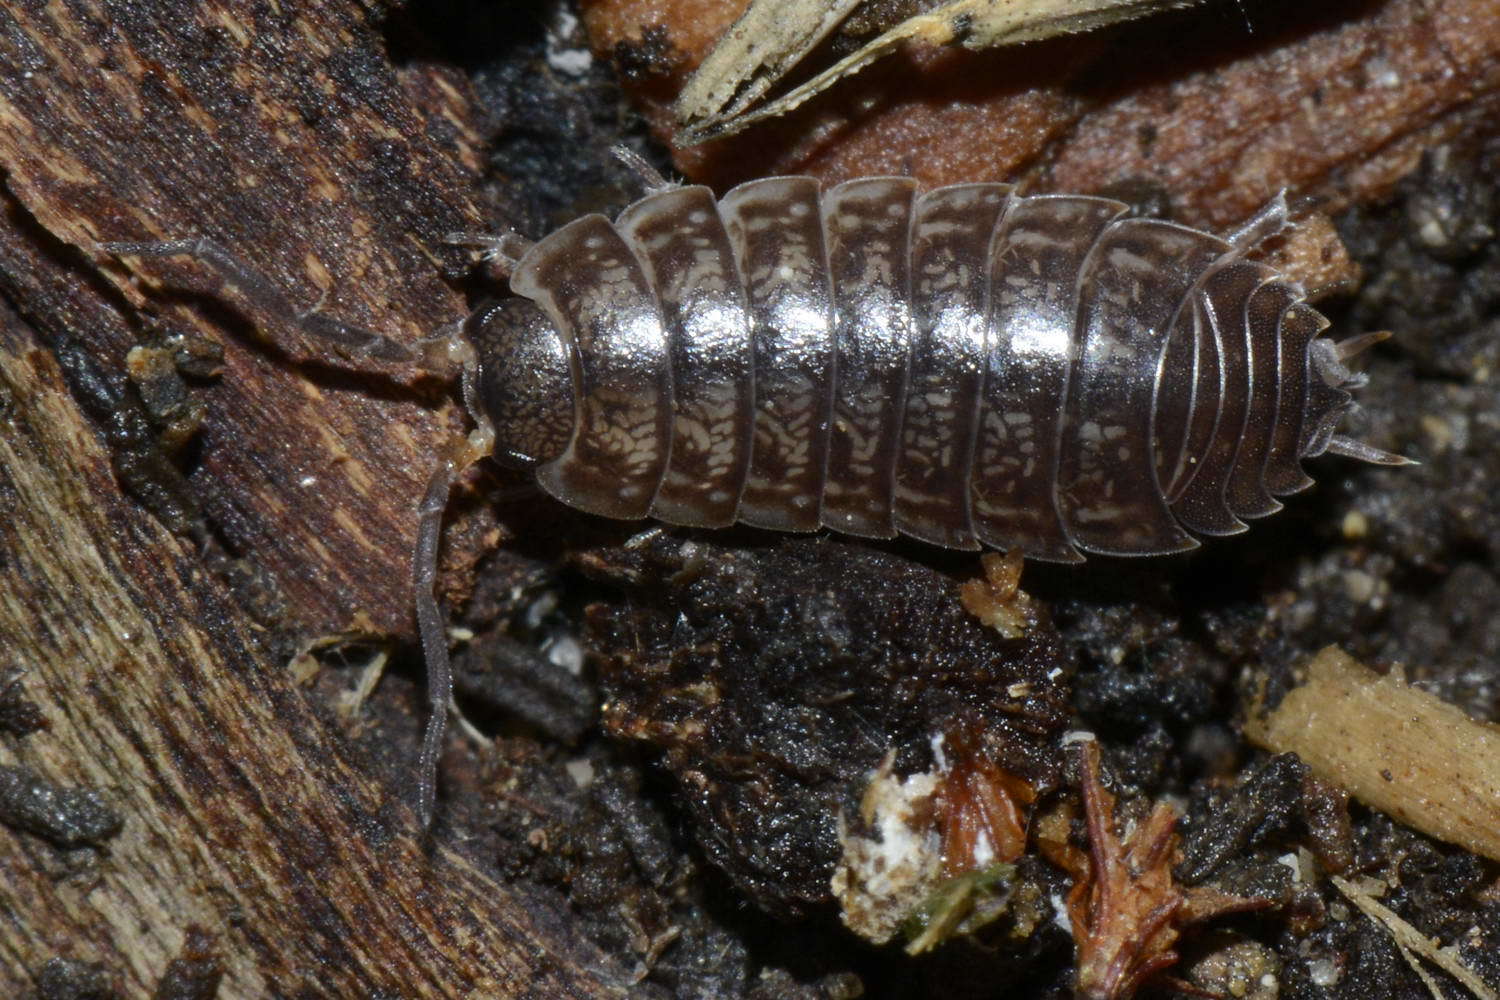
[471, 299, 572, 469]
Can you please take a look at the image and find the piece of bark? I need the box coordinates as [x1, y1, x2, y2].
[1245, 647, 1500, 864]
[0, 2, 633, 996]
[0, 303, 632, 997]
[585, 0, 1500, 229]
[0, 0, 495, 641]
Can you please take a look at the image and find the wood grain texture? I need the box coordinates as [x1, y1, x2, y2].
[1247, 647, 1500, 865]
[0, 302, 631, 997]
[0, 2, 632, 995]
[0, 0, 493, 641]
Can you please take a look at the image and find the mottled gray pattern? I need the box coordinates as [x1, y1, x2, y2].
[617, 185, 755, 527]
[721, 177, 837, 531]
[482, 177, 1356, 558]
[510, 214, 672, 519]
[974, 195, 1127, 562]
[822, 178, 916, 538]
[894, 183, 1011, 550]
[1059, 220, 1225, 555]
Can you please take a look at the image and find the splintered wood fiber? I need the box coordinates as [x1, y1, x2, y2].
[1246, 647, 1500, 862]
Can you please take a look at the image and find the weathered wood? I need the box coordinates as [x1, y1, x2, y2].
[0, 0, 494, 642]
[0, 303, 630, 997]
[0, 1, 632, 996]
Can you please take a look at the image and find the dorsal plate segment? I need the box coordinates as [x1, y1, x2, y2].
[1225, 279, 1294, 520]
[821, 177, 918, 539]
[893, 183, 1013, 551]
[617, 186, 755, 528]
[972, 195, 1126, 562]
[512, 215, 673, 519]
[1060, 219, 1227, 555]
[1263, 302, 1324, 495]
[1168, 261, 1267, 536]
[720, 177, 836, 531]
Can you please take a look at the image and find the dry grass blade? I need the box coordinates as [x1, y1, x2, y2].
[675, 0, 865, 131]
[1330, 875, 1498, 1000]
[675, 0, 1206, 144]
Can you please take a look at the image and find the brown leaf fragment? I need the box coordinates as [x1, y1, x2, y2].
[834, 731, 1039, 950]
[935, 728, 1036, 876]
[1063, 740, 1268, 1000]
[1069, 741, 1184, 1000]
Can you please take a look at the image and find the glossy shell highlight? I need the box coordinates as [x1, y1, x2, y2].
[479, 177, 1362, 562]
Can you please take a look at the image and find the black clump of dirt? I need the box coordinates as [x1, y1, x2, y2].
[0, 765, 123, 850]
[0, 667, 48, 737]
[581, 531, 1073, 918]
[34, 957, 118, 1000]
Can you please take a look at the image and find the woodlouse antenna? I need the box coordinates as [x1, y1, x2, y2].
[412, 316, 496, 828]
[443, 232, 534, 277]
[101, 238, 418, 363]
[412, 458, 458, 828]
[610, 144, 679, 194]
[1230, 0, 1255, 34]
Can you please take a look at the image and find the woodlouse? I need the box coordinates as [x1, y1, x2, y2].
[102, 155, 1405, 823]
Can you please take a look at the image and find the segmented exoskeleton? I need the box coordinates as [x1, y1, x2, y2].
[102, 160, 1404, 825]
[477, 173, 1398, 562]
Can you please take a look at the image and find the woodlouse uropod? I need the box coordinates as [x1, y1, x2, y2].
[101, 152, 1406, 824]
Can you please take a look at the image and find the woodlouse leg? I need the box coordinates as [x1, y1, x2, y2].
[99, 238, 428, 367]
[1224, 191, 1290, 251]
